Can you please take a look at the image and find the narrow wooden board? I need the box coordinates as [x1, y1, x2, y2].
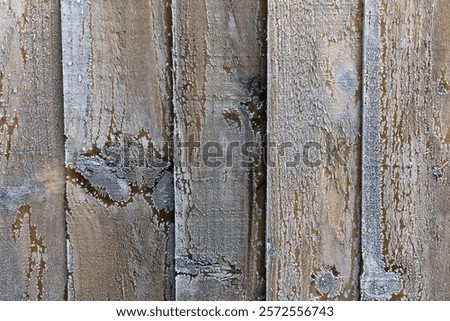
[267, 0, 362, 300]
[173, 0, 267, 300]
[361, 0, 450, 300]
[0, 0, 66, 300]
[61, 0, 174, 300]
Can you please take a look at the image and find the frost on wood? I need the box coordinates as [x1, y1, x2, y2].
[10, 205, 47, 301]
[152, 170, 174, 212]
[361, 272, 402, 301]
[361, 0, 450, 299]
[0, 0, 66, 300]
[311, 266, 344, 299]
[360, 0, 401, 300]
[0, 180, 42, 216]
[267, 0, 362, 300]
[61, 0, 174, 299]
[173, 0, 267, 300]
[74, 157, 131, 203]
[176, 257, 243, 286]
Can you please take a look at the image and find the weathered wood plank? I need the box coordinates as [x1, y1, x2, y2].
[61, 0, 174, 300]
[0, 0, 66, 300]
[267, 0, 362, 300]
[173, 0, 267, 300]
[361, 0, 450, 300]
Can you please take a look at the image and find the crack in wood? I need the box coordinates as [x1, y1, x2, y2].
[176, 257, 243, 285]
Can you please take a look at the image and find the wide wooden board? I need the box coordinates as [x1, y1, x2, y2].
[361, 0, 450, 300]
[61, 0, 174, 300]
[267, 0, 362, 300]
[0, 0, 66, 300]
[173, 0, 267, 300]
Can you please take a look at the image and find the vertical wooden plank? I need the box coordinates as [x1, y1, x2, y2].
[173, 0, 267, 300]
[267, 1, 362, 300]
[361, 0, 450, 300]
[0, 0, 66, 300]
[360, 0, 401, 301]
[61, 0, 174, 300]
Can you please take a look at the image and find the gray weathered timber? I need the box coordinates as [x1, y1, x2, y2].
[61, 0, 174, 300]
[361, 0, 450, 300]
[173, 0, 267, 300]
[360, 0, 401, 301]
[0, 0, 66, 300]
[267, 0, 362, 300]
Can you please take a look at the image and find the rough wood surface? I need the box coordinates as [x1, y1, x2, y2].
[173, 0, 267, 300]
[267, 0, 362, 300]
[1, 0, 448, 302]
[361, 0, 450, 300]
[61, 0, 174, 300]
[0, 0, 66, 300]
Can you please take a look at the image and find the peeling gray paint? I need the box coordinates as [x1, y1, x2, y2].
[361, 272, 402, 301]
[176, 257, 243, 285]
[152, 169, 174, 212]
[0, 180, 42, 216]
[74, 157, 131, 202]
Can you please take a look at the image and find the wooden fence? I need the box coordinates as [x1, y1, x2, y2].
[0, 0, 448, 300]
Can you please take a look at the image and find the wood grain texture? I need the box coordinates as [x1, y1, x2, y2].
[61, 0, 174, 300]
[361, 0, 450, 300]
[0, 0, 66, 300]
[173, 0, 267, 300]
[267, 0, 362, 300]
